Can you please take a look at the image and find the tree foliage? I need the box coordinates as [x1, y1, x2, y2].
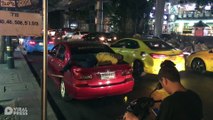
[191, 0, 213, 5]
[106, 0, 154, 37]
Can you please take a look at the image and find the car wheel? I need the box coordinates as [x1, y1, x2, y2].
[60, 80, 70, 101]
[133, 60, 144, 78]
[191, 58, 206, 74]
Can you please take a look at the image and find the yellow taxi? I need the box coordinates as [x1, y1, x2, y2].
[110, 38, 185, 76]
[186, 49, 213, 73]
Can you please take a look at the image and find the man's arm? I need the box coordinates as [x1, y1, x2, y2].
[155, 99, 171, 120]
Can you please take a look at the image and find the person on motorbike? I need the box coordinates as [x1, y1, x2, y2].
[156, 60, 203, 120]
[123, 60, 203, 120]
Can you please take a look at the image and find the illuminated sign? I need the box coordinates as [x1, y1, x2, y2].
[0, 10, 42, 36]
[0, 0, 15, 7]
[0, 0, 31, 7]
[17, 0, 31, 7]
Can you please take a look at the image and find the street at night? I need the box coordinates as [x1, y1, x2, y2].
[1, 0, 213, 120]
[25, 52, 213, 120]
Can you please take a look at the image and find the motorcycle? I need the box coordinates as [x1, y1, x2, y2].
[121, 83, 162, 120]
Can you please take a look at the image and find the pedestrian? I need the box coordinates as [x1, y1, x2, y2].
[123, 60, 203, 120]
[156, 60, 203, 120]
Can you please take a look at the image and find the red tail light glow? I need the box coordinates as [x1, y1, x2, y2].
[29, 40, 36, 46]
[178, 53, 184, 57]
[48, 41, 54, 44]
[150, 53, 167, 59]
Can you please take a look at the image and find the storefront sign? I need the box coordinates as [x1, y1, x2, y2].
[0, 0, 16, 7]
[0, 10, 42, 36]
[0, 0, 31, 7]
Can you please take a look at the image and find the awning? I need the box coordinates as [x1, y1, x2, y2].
[193, 20, 209, 27]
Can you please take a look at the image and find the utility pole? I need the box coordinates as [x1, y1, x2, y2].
[96, 0, 103, 32]
[154, 0, 166, 37]
[42, 0, 48, 119]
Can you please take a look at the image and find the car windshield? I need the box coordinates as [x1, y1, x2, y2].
[70, 44, 115, 55]
[143, 40, 174, 50]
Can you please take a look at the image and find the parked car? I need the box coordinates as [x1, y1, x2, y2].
[22, 36, 54, 54]
[47, 41, 134, 100]
[110, 38, 185, 76]
[82, 32, 118, 45]
[186, 49, 213, 73]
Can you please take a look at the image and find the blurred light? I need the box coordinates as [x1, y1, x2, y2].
[98, 82, 103, 85]
[106, 81, 110, 84]
[205, 5, 211, 10]
[185, 4, 195, 11]
[163, 15, 167, 20]
[99, 36, 105, 41]
[49, 31, 55, 36]
[124, 96, 128, 103]
[150, 13, 154, 18]
[113, 37, 117, 40]
[170, 14, 175, 20]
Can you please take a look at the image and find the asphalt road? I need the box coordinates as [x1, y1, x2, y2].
[25, 52, 213, 120]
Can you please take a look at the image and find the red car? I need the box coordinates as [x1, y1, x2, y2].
[48, 41, 134, 100]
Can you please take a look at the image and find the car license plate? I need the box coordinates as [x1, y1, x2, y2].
[39, 42, 43, 46]
[100, 71, 115, 80]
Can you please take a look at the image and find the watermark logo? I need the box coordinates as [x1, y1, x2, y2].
[4, 107, 28, 115]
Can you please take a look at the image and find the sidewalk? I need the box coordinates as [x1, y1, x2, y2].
[0, 51, 57, 120]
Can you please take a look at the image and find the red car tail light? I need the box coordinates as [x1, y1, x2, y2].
[150, 53, 167, 59]
[48, 41, 54, 44]
[29, 40, 36, 46]
[73, 67, 93, 80]
[178, 53, 184, 57]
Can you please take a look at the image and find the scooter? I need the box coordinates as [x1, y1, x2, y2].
[122, 83, 162, 120]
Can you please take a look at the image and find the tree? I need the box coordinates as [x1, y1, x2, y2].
[154, 0, 166, 37]
[106, 0, 154, 37]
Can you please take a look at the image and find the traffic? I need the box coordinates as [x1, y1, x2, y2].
[20, 31, 213, 120]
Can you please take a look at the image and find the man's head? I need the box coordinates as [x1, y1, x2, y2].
[158, 60, 181, 94]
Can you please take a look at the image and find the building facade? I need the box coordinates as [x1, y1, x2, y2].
[149, 1, 213, 36]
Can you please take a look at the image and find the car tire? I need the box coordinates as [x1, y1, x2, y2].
[60, 80, 70, 101]
[191, 58, 206, 74]
[133, 60, 144, 78]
